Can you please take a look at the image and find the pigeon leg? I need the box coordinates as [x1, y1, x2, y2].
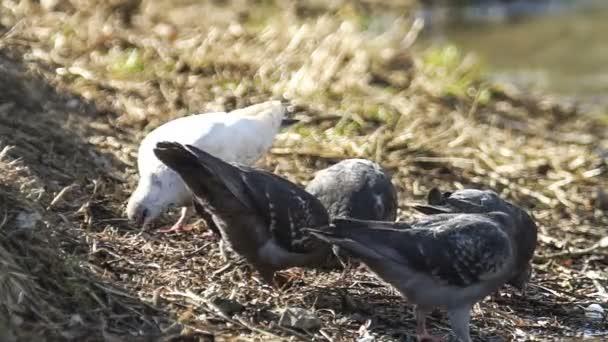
[447, 306, 472, 342]
[332, 245, 350, 269]
[415, 307, 443, 342]
[258, 268, 279, 289]
[158, 206, 192, 233]
[273, 272, 292, 291]
[256, 266, 294, 291]
[218, 239, 230, 261]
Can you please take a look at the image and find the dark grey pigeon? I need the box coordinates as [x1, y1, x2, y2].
[305, 203, 537, 341]
[412, 187, 538, 290]
[153, 142, 331, 287]
[305, 159, 398, 221]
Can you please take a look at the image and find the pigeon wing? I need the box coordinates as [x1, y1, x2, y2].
[181, 144, 256, 211]
[407, 215, 514, 287]
[330, 214, 513, 287]
[239, 169, 330, 252]
[186, 143, 329, 252]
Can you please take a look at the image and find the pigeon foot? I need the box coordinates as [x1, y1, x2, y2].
[158, 223, 192, 234]
[417, 334, 443, 342]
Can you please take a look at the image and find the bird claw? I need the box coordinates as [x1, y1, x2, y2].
[259, 271, 294, 291]
[273, 274, 288, 290]
[416, 317, 443, 342]
[417, 334, 443, 342]
[158, 223, 192, 234]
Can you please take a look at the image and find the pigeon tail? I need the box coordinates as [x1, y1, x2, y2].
[305, 218, 410, 241]
[332, 217, 412, 231]
[154, 142, 253, 211]
[153, 142, 213, 176]
[305, 227, 389, 263]
[412, 203, 450, 215]
[304, 219, 412, 264]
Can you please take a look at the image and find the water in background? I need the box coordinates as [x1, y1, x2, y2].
[414, 0, 608, 113]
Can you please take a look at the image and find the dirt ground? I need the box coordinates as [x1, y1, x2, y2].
[0, 0, 607, 341]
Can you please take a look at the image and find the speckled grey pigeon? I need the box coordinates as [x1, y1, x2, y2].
[412, 187, 537, 290]
[153, 142, 331, 286]
[305, 159, 398, 221]
[306, 191, 537, 342]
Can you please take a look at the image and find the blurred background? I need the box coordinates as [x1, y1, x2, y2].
[417, 0, 608, 114]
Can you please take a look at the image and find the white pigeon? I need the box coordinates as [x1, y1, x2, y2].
[126, 101, 288, 233]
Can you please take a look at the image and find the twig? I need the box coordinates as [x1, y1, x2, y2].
[269, 321, 315, 342]
[47, 184, 76, 210]
[591, 279, 608, 300]
[352, 280, 386, 288]
[527, 283, 579, 299]
[535, 241, 608, 260]
[319, 328, 334, 342]
[96, 218, 130, 223]
[91, 247, 138, 266]
[0, 20, 26, 41]
[92, 282, 141, 301]
[211, 258, 245, 278]
[0, 206, 7, 230]
[0, 145, 14, 160]
[237, 318, 292, 341]
[402, 17, 424, 49]
[411, 156, 474, 165]
[295, 114, 342, 125]
[86, 289, 109, 309]
[185, 242, 213, 257]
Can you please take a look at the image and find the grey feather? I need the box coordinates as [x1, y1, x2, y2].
[307, 191, 537, 342]
[305, 159, 397, 221]
[413, 187, 538, 290]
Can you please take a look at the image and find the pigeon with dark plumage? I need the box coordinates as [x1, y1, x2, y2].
[306, 189, 537, 342]
[305, 159, 398, 221]
[153, 142, 331, 286]
[412, 188, 537, 291]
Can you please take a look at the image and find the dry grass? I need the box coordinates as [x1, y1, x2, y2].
[0, 0, 607, 340]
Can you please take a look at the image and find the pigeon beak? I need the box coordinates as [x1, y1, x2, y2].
[411, 204, 453, 215]
[280, 118, 299, 128]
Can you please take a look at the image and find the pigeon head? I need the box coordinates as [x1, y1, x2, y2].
[280, 117, 299, 128]
[265, 102, 287, 131]
[415, 188, 534, 227]
[413, 188, 508, 214]
[126, 171, 186, 227]
[507, 263, 532, 290]
[305, 159, 397, 222]
[232, 100, 286, 132]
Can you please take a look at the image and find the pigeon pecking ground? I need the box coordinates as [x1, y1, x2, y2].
[1, 1, 608, 341]
[126, 100, 289, 234]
